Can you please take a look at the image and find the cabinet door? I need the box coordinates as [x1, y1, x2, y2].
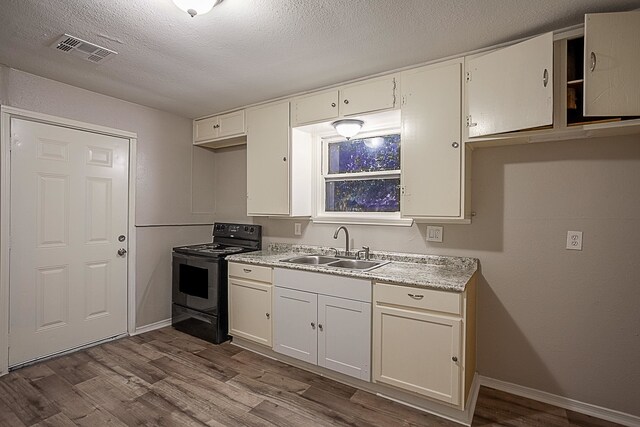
[218, 110, 246, 138]
[292, 90, 339, 126]
[228, 278, 272, 346]
[373, 304, 461, 405]
[246, 101, 290, 216]
[584, 12, 640, 116]
[273, 287, 318, 364]
[317, 295, 371, 381]
[194, 116, 218, 142]
[340, 77, 396, 116]
[467, 32, 553, 137]
[401, 61, 462, 218]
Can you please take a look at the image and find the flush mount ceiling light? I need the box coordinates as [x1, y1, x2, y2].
[172, 0, 222, 17]
[331, 119, 364, 140]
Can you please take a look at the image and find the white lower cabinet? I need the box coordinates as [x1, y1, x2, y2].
[273, 268, 371, 381]
[228, 263, 273, 347]
[372, 281, 476, 408]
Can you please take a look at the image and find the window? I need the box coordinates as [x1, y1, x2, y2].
[320, 133, 401, 217]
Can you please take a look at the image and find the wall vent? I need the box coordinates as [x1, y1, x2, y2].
[51, 34, 117, 64]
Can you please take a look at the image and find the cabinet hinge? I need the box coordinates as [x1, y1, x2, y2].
[401, 95, 406, 106]
[465, 71, 471, 83]
[466, 115, 477, 128]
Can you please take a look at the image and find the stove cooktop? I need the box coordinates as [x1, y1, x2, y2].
[173, 243, 246, 257]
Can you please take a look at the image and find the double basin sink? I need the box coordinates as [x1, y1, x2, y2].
[280, 254, 389, 272]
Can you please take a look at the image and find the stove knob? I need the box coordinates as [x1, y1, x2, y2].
[250, 227, 254, 233]
[244, 226, 248, 231]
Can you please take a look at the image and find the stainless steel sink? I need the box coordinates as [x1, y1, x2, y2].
[281, 254, 389, 272]
[281, 254, 337, 265]
[327, 259, 389, 271]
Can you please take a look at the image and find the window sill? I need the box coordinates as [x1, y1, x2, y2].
[311, 215, 414, 227]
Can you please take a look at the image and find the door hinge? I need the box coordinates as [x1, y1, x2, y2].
[401, 95, 406, 106]
[465, 71, 471, 82]
[466, 115, 477, 128]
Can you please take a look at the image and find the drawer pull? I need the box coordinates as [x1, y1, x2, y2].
[408, 293, 424, 300]
[243, 268, 252, 273]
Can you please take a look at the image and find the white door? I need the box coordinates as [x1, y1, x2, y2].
[9, 118, 129, 366]
[317, 295, 371, 381]
[373, 304, 461, 405]
[401, 61, 462, 218]
[246, 101, 290, 216]
[228, 278, 273, 346]
[584, 12, 640, 116]
[466, 32, 553, 137]
[273, 287, 317, 364]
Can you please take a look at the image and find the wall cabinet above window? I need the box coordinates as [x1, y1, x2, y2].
[292, 75, 398, 127]
[193, 110, 246, 148]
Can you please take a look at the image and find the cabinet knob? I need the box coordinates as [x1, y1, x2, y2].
[343, 99, 349, 104]
[590, 52, 597, 72]
[266, 313, 270, 319]
[543, 68, 549, 87]
[331, 102, 336, 108]
[452, 356, 458, 362]
[318, 324, 323, 331]
[283, 157, 287, 162]
[311, 322, 316, 330]
[451, 142, 459, 148]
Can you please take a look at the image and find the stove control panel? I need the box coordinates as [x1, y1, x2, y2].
[213, 222, 261, 242]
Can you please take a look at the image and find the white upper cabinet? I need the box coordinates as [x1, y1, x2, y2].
[292, 90, 339, 127]
[340, 76, 397, 117]
[246, 102, 313, 217]
[291, 76, 397, 127]
[584, 12, 640, 116]
[194, 110, 246, 147]
[246, 102, 291, 216]
[401, 60, 465, 219]
[466, 32, 554, 137]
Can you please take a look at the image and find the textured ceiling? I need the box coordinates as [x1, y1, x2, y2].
[1, 0, 639, 118]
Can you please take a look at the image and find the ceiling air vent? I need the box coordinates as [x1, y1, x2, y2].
[51, 34, 117, 64]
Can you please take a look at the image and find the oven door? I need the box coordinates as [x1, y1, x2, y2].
[172, 252, 221, 314]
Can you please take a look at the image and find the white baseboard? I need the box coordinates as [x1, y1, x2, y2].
[479, 376, 640, 427]
[133, 318, 172, 335]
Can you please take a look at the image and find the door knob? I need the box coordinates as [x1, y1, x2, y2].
[117, 248, 127, 256]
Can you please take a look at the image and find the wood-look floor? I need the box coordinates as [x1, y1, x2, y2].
[0, 327, 623, 427]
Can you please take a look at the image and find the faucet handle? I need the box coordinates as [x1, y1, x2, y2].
[328, 247, 339, 257]
[356, 246, 370, 260]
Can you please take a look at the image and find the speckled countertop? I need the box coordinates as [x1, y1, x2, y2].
[227, 244, 478, 293]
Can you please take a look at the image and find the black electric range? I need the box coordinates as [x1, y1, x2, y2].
[172, 223, 262, 343]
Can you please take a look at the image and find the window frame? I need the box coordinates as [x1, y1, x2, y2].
[313, 128, 412, 226]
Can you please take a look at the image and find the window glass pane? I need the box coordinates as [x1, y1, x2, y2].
[325, 178, 400, 212]
[328, 134, 400, 174]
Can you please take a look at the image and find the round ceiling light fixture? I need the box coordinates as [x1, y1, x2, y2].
[172, 0, 222, 17]
[331, 119, 364, 140]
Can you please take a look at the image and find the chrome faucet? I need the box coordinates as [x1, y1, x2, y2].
[333, 226, 350, 255]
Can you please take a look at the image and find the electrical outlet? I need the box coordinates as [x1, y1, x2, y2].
[566, 231, 583, 250]
[294, 223, 302, 236]
[426, 226, 443, 243]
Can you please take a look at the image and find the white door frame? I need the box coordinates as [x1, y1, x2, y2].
[0, 105, 137, 375]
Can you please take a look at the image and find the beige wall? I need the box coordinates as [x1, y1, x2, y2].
[214, 135, 640, 417]
[1, 67, 215, 327]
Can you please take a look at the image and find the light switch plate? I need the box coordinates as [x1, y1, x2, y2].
[294, 223, 302, 236]
[566, 231, 583, 250]
[426, 226, 443, 243]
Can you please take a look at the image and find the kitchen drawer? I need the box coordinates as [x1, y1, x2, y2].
[374, 282, 461, 315]
[228, 262, 272, 283]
